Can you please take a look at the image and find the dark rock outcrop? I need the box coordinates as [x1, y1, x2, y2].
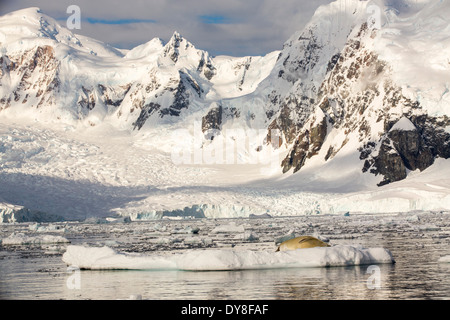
[202, 104, 223, 140]
[362, 116, 449, 186]
[281, 113, 327, 173]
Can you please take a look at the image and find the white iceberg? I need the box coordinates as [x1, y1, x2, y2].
[438, 255, 450, 263]
[28, 223, 67, 233]
[1, 232, 70, 245]
[62, 244, 395, 271]
[210, 222, 245, 234]
[0, 202, 63, 224]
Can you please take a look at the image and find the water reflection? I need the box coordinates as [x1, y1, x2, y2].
[57, 264, 399, 300]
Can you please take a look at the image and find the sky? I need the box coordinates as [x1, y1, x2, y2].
[0, 0, 334, 57]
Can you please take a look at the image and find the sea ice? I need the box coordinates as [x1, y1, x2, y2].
[438, 255, 450, 263]
[210, 222, 245, 234]
[62, 244, 395, 271]
[28, 223, 67, 233]
[1, 232, 70, 245]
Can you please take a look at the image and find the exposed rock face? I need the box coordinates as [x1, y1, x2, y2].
[372, 138, 408, 186]
[202, 104, 223, 140]
[277, 19, 450, 186]
[161, 73, 191, 117]
[132, 102, 162, 130]
[163, 31, 184, 63]
[263, 27, 327, 148]
[0, 45, 60, 110]
[411, 115, 450, 160]
[364, 116, 450, 186]
[282, 111, 327, 173]
[388, 127, 434, 172]
[197, 52, 216, 81]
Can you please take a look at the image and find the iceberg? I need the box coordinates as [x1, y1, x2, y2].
[210, 222, 245, 234]
[62, 244, 395, 271]
[0, 202, 63, 224]
[438, 255, 450, 263]
[1, 232, 70, 245]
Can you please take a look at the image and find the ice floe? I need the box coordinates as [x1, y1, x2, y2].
[62, 244, 395, 271]
[210, 222, 245, 234]
[1, 232, 70, 245]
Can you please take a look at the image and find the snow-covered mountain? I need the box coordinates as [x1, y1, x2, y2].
[1, 0, 450, 221]
[212, 0, 450, 186]
[0, 7, 278, 129]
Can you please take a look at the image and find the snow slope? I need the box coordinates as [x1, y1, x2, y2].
[0, 118, 449, 221]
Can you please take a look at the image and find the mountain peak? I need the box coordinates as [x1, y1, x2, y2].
[1, 7, 61, 35]
[4, 6, 42, 17]
[163, 31, 198, 63]
[165, 31, 190, 50]
[125, 37, 164, 59]
[170, 31, 183, 41]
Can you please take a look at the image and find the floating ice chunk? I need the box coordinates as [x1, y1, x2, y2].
[149, 237, 171, 245]
[2, 232, 70, 245]
[405, 214, 420, 222]
[274, 232, 296, 245]
[417, 224, 441, 231]
[210, 222, 245, 234]
[183, 237, 206, 246]
[29, 223, 41, 231]
[29, 223, 67, 232]
[0, 203, 62, 224]
[84, 216, 131, 224]
[44, 245, 67, 254]
[312, 232, 330, 243]
[172, 226, 200, 234]
[105, 217, 131, 223]
[242, 231, 259, 241]
[62, 244, 395, 271]
[249, 213, 272, 219]
[129, 211, 163, 221]
[62, 245, 177, 270]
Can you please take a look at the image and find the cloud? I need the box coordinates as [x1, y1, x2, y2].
[0, 0, 334, 56]
[84, 18, 157, 25]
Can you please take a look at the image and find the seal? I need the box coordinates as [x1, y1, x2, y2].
[276, 236, 330, 252]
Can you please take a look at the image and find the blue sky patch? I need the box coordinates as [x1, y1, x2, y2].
[199, 15, 233, 24]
